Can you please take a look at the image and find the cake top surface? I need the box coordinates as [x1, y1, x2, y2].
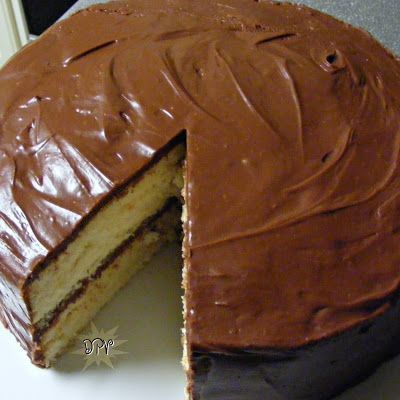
[1, 0, 400, 349]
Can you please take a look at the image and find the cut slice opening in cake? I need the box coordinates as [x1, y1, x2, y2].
[25, 138, 187, 366]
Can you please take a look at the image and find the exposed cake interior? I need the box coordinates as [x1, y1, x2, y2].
[28, 142, 185, 366]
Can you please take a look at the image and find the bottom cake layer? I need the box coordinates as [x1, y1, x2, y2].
[189, 293, 400, 400]
[34, 202, 181, 366]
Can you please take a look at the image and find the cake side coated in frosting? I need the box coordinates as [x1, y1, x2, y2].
[0, 0, 400, 397]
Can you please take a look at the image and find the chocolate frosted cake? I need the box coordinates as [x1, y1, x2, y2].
[1, 0, 400, 399]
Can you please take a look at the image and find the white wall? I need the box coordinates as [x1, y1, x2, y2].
[0, 0, 29, 67]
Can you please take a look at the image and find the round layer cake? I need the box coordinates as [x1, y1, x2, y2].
[0, 1, 400, 399]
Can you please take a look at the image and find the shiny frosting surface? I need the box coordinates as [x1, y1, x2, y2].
[0, 0, 400, 352]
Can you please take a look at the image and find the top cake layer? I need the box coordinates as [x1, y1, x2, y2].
[0, 0, 400, 351]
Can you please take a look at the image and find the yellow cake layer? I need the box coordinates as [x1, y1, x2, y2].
[28, 144, 185, 325]
[40, 203, 181, 365]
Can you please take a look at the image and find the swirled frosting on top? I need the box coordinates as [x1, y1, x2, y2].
[0, 0, 400, 352]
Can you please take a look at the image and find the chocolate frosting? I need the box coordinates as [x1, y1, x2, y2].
[191, 296, 400, 399]
[0, 0, 400, 361]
